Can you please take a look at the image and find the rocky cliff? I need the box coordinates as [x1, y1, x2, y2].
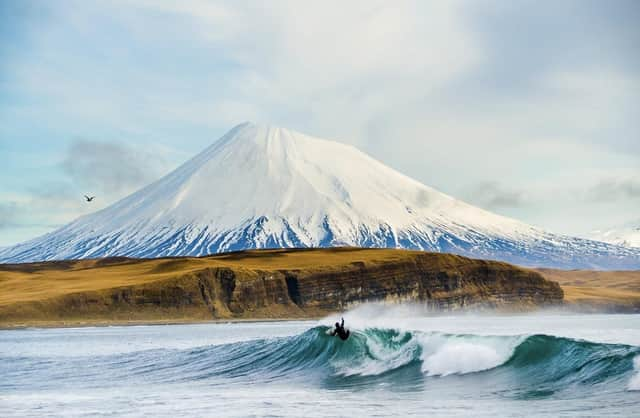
[0, 248, 563, 327]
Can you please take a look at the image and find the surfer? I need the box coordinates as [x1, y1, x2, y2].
[331, 317, 350, 341]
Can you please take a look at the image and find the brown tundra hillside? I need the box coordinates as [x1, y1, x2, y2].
[0, 248, 564, 327]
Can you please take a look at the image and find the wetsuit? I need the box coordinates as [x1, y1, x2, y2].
[331, 318, 350, 341]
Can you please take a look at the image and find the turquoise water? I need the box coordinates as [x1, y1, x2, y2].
[1, 311, 639, 417]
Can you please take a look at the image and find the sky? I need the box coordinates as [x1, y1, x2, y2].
[0, 0, 638, 246]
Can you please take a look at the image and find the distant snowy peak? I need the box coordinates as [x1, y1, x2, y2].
[589, 222, 640, 248]
[1, 122, 639, 269]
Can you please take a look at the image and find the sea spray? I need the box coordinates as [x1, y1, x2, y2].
[418, 333, 523, 376]
[629, 355, 640, 391]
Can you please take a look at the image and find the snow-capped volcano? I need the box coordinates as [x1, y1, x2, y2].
[1, 123, 639, 269]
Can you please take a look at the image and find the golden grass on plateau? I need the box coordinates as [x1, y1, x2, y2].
[0, 248, 426, 307]
[4, 248, 502, 327]
[536, 268, 640, 308]
[0, 248, 638, 325]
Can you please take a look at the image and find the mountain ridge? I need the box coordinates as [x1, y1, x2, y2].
[1, 122, 639, 269]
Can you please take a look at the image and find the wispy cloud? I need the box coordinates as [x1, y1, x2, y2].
[0, 138, 177, 245]
[464, 181, 528, 210]
[61, 138, 169, 195]
[587, 176, 640, 201]
[0, 202, 18, 229]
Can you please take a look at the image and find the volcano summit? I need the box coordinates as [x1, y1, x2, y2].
[1, 123, 638, 269]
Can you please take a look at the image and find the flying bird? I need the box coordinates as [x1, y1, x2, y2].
[84, 195, 95, 202]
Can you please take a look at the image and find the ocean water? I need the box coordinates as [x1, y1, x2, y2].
[1, 308, 639, 417]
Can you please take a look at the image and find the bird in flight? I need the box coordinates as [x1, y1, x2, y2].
[84, 195, 95, 202]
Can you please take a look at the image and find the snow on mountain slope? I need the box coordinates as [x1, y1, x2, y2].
[1, 123, 639, 269]
[589, 221, 640, 248]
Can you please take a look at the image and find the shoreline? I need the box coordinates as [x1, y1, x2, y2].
[3, 305, 640, 331]
[0, 316, 322, 331]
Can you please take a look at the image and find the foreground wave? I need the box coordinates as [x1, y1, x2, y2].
[4, 326, 639, 397]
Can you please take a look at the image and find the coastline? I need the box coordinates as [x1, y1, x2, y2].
[2, 249, 639, 330]
[0, 316, 320, 331]
[4, 305, 640, 331]
[0, 249, 564, 329]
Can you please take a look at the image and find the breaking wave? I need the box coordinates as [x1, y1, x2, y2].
[4, 326, 639, 397]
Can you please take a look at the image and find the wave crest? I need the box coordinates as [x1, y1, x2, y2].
[68, 326, 639, 392]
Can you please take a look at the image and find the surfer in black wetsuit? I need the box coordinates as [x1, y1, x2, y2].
[331, 317, 350, 341]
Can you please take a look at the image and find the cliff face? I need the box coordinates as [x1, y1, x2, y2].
[200, 256, 563, 317]
[0, 249, 563, 326]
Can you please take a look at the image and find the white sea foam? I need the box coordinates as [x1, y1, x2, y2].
[629, 355, 640, 391]
[418, 333, 521, 376]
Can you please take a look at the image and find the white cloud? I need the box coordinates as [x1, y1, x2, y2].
[1, 0, 638, 243]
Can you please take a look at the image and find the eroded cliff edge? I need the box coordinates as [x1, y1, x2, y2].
[0, 248, 563, 327]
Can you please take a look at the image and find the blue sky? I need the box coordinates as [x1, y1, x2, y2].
[1, 0, 639, 246]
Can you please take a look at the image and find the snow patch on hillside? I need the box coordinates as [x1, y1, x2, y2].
[589, 221, 640, 248]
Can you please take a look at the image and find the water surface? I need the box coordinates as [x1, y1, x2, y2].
[1, 310, 639, 417]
